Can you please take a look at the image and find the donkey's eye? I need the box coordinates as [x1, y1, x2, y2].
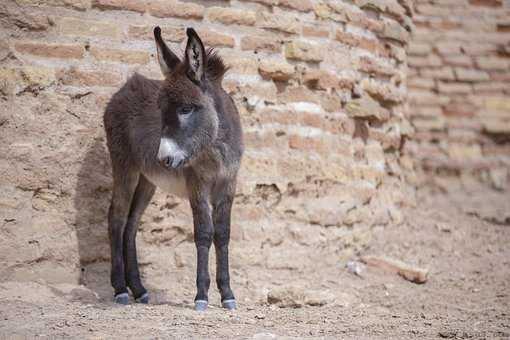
[178, 105, 194, 115]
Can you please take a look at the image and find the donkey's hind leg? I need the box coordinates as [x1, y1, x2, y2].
[124, 175, 155, 303]
[108, 170, 139, 304]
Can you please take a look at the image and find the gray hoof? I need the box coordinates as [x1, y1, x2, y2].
[222, 299, 236, 310]
[135, 292, 149, 304]
[194, 300, 208, 311]
[114, 293, 129, 305]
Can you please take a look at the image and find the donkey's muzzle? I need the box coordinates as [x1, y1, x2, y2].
[158, 137, 188, 169]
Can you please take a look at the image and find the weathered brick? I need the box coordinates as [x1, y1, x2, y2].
[223, 56, 259, 74]
[412, 106, 443, 117]
[303, 70, 343, 90]
[413, 116, 447, 131]
[277, 86, 319, 104]
[346, 95, 390, 121]
[16, 0, 90, 11]
[420, 67, 455, 81]
[408, 42, 432, 56]
[443, 102, 477, 117]
[435, 42, 462, 55]
[408, 89, 450, 106]
[303, 25, 329, 38]
[14, 41, 85, 59]
[474, 82, 509, 93]
[285, 41, 322, 62]
[207, 7, 256, 26]
[147, 0, 204, 19]
[239, 0, 276, 5]
[336, 30, 388, 56]
[258, 59, 295, 81]
[354, 0, 407, 19]
[461, 43, 498, 56]
[2, 2, 50, 31]
[197, 30, 235, 48]
[0, 67, 18, 96]
[128, 25, 185, 42]
[485, 97, 510, 111]
[408, 77, 435, 90]
[359, 56, 396, 76]
[0, 66, 55, 95]
[90, 47, 150, 64]
[91, 0, 145, 12]
[279, 0, 313, 12]
[288, 135, 327, 153]
[455, 68, 490, 82]
[482, 117, 510, 134]
[240, 35, 281, 53]
[408, 55, 442, 68]
[244, 131, 280, 149]
[476, 57, 509, 71]
[443, 55, 473, 67]
[380, 18, 410, 43]
[258, 11, 300, 34]
[314, 2, 348, 22]
[437, 81, 473, 94]
[56, 17, 121, 38]
[57, 67, 122, 87]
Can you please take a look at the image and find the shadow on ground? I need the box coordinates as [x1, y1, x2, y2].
[73, 136, 112, 300]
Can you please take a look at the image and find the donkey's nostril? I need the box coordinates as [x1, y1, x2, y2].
[163, 156, 172, 168]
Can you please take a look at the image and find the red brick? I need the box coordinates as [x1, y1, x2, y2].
[14, 41, 84, 59]
[469, 0, 502, 7]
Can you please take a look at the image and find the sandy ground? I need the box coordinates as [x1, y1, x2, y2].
[1, 184, 509, 339]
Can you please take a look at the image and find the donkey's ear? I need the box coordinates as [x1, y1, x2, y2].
[184, 28, 206, 84]
[154, 26, 180, 77]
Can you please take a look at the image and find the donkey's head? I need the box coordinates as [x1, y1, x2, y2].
[154, 26, 227, 169]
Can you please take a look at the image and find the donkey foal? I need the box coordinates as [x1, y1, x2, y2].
[103, 27, 243, 311]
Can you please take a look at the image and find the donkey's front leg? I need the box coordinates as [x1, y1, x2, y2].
[190, 192, 214, 311]
[108, 172, 139, 304]
[212, 182, 236, 310]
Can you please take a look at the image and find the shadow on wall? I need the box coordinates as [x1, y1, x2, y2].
[73, 136, 113, 300]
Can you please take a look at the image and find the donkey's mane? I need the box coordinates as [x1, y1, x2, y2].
[205, 48, 228, 82]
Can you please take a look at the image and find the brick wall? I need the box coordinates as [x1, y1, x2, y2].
[0, 0, 413, 286]
[408, 0, 510, 189]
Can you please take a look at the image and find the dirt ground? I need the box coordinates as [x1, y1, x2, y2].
[1, 183, 509, 339]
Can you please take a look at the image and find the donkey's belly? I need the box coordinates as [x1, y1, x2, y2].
[143, 168, 188, 198]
